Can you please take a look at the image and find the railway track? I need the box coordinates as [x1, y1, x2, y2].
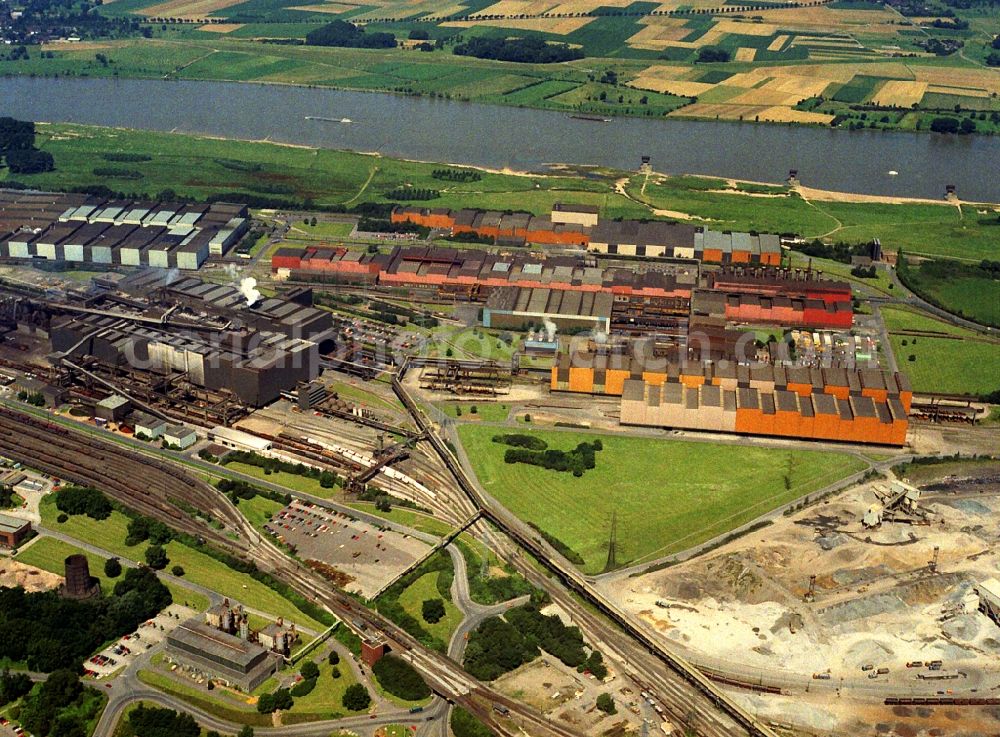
[0, 406, 582, 737]
[390, 360, 781, 737]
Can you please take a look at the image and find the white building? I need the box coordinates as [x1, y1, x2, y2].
[164, 425, 198, 450]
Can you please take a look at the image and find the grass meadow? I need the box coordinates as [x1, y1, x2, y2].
[456, 426, 866, 573]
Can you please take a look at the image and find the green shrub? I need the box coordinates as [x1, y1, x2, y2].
[371, 655, 430, 701]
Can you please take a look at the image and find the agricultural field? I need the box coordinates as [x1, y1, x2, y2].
[457, 425, 867, 573]
[898, 259, 1000, 327]
[6, 0, 999, 132]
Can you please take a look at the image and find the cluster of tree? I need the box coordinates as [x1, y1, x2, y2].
[431, 168, 481, 182]
[384, 187, 441, 201]
[695, 46, 730, 63]
[444, 231, 494, 245]
[126, 704, 200, 737]
[453, 37, 583, 64]
[54, 485, 112, 520]
[220, 451, 338, 489]
[342, 683, 371, 711]
[917, 37, 963, 56]
[103, 152, 152, 163]
[503, 439, 602, 477]
[217, 477, 293, 506]
[491, 433, 547, 451]
[256, 687, 294, 713]
[0, 670, 33, 707]
[91, 167, 143, 179]
[15, 390, 45, 406]
[305, 20, 396, 48]
[791, 239, 870, 264]
[451, 708, 496, 737]
[0, 118, 54, 175]
[422, 598, 446, 623]
[0, 567, 170, 671]
[289, 660, 320, 697]
[464, 603, 603, 681]
[929, 116, 977, 134]
[15, 669, 106, 737]
[125, 515, 173, 547]
[356, 216, 430, 237]
[371, 655, 431, 701]
[595, 693, 616, 714]
[987, 51, 1000, 67]
[850, 264, 878, 278]
[930, 16, 968, 28]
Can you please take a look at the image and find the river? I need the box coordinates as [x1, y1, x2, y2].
[2, 76, 995, 200]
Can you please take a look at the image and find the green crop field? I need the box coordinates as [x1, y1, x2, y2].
[880, 306, 969, 336]
[899, 262, 1000, 327]
[457, 426, 866, 573]
[39, 497, 326, 629]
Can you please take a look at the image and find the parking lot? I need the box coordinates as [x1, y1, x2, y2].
[264, 500, 428, 597]
[83, 603, 195, 679]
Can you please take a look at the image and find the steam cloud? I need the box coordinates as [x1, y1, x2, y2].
[543, 318, 558, 343]
[240, 277, 261, 307]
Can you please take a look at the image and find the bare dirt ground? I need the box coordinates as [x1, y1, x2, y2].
[0, 558, 62, 592]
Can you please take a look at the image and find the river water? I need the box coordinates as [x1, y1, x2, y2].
[2, 76, 995, 200]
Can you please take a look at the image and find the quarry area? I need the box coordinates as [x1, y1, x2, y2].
[605, 460, 1000, 736]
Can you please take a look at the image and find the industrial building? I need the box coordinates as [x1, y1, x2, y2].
[483, 287, 614, 334]
[164, 425, 197, 449]
[0, 190, 249, 270]
[50, 314, 319, 407]
[552, 346, 912, 409]
[0, 512, 30, 548]
[977, 579, 1000, 627]
[166, 619, 280, 692]
[389, 206, 784, 265]
[207, 426, 273, 453]
[618, 379, 909, 445]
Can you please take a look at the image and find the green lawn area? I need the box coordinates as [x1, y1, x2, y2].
[16, 535, 210, 611]
[880, 306, 969, 336]
[224, 462, 338, 499]
[436, 401, 512, 423]
[396, 571, 463, 644]
[457, 426, 867, 573]
[137, 669, 270, 726]
[236, 494, 283, 530]
[282, 660, 360, 723]
[40, 497, 325, 629]
[285, 220, 355, 240]
[888, 334, 1000, 396]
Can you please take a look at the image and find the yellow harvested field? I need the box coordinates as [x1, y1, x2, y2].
[446, 16, 592, 33]
[871, 79, 927, 107]
[140, 0, 246, 17]
[757, 106, 834, 124]
[754, 5, 899, 28]
[474, 0, 557, 15]
[626, 18, 690, 49]
[734, 47, 756, 62]
[768, 34, 789, 51]
[548, 0, 633, 12]
[729, 87, 805, 106]
[639, 79, 716, 96]
[926, 84, 989, 98]
[197, 22, 244, 31]
[713, 19, 778, 36]
[670, 102, 771, 120]
[289, 2, 357, 12]
[912, 67, 1000, 95]
[760, 75, 832, 97]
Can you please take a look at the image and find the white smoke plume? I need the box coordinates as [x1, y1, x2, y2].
[223, 263, 240, 281]
[240, 277, 261, 307]
[164, 267, 180, 285]
[543, 318, 558, 343]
